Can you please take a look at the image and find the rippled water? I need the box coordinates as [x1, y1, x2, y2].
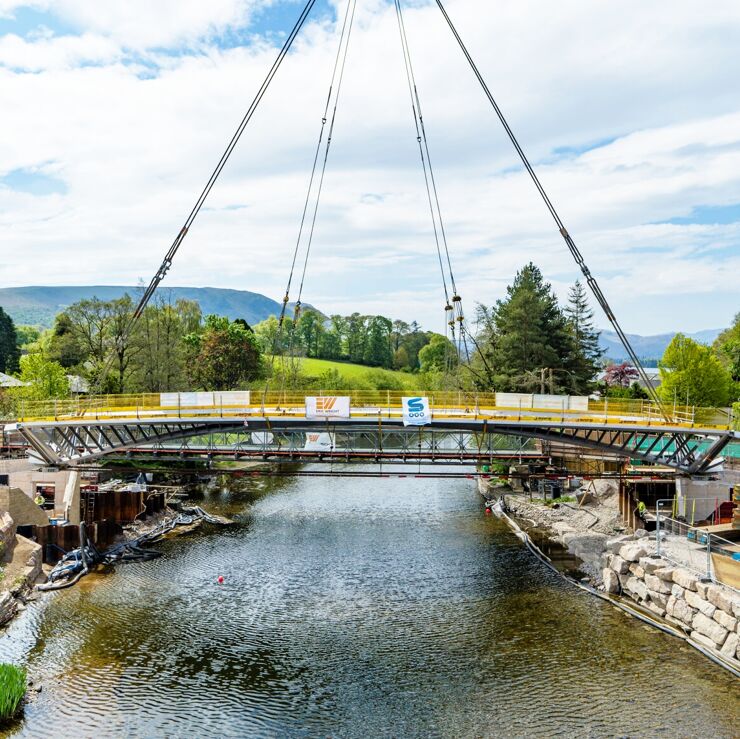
[1, 469, 738, 737]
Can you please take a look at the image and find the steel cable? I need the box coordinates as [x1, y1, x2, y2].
[433, 0, 667, 417]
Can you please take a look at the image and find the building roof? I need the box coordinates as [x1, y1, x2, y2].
[0, 372, 27, 388]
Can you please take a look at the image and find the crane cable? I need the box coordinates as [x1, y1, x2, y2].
[274, 0, 359, 396]
[267, 0, 358, 397]
[433, 0, 668, 418]
[394, 0, 492, 386]
[91, 0, 319, 396]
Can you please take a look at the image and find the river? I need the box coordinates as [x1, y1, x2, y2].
[0, 469, 737, 737]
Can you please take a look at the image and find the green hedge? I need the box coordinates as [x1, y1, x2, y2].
[733, 402, 740, 431]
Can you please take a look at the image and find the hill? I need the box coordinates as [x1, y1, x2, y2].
[599, 328, 724, 363]
[0, 286, 300, 328]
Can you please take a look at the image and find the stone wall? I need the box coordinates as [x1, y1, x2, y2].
[602, 538, 740, 665]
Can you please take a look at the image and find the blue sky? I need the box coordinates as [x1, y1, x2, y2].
[0, 0, 738, 334]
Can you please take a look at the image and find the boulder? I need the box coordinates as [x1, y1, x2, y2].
[672, 569, 698, 592]
[671, 584, 685, 599]
[610, 555, 629, 575]
[628, 563, 645, 579]
[602, 568, 620, 594]
[633, 528, 648, 539]
[720, 632, 739, 661]
[646, 601, 666, 618]
[638, 557, 664, 575]
[619, 543, 647, 563]
[685, 590, 716, 618]
[705, 585, 737, 616]
[692, 612, 728, 646]
[655, 567, 675, 582]
[0, 591, 16, 626]
[626, 577, 648, 601]
[649, 592, 669, 609]
[644, 574, 672, 595]
[690, 630, 719, 651]
[606, 537, 629, 553]
[713, 609, 738, 633]
[695, 581, 711, 599]
[667, 596, 696, 626]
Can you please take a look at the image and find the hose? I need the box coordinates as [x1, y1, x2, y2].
[492, 497, 740, 679]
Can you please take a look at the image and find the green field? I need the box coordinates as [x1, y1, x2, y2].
[286, 357, 416, 389]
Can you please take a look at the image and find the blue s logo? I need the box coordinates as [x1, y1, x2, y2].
[407, 397, 424, 413]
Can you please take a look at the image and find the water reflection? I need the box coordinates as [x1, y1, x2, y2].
[1, 469, 737, 737]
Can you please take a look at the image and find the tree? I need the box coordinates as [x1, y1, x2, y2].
[185, 315, 263, 390]
[15, 325, 40, 349]
[564, 280, 602, 393]
[18, 354, 70, 400]
[0, 308, 20, 374]
[659, 334, 732, 407]
[475, 263, 574, 392]
[604, 361, 639, 387]
[363, 316, 393, 368]
[419, 333, 457, 372]
[133, 294, 201, 392]
[47, 313, 87, 369]
[713, 312, 740, 382]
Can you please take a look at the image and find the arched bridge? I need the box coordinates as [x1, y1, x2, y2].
[8, 392, 737, 475]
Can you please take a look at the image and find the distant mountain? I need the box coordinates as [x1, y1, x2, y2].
[0, 286, 304, 328]
[599, 328, 724, 363]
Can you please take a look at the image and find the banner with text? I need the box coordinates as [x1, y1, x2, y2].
[402, 396, 432, 426]
[305, 396, 351, 420]
[304, 432, 335, 451]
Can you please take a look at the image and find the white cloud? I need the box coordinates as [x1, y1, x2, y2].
[0, 0, 739, 334]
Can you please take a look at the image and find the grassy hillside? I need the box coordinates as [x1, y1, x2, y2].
[286, 357, 416, 389]
[0, 285, 307, 328]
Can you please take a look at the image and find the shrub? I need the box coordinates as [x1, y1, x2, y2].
[0, 664, 26, 721]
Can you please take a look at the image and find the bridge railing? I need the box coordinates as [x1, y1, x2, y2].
[9, 391, 734, 430]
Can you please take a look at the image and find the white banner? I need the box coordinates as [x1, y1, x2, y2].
[160, 391, 250, 408]
[305, 396, 350, 420]
[402, 396, 432, 426]
[304, 432, 334, 451]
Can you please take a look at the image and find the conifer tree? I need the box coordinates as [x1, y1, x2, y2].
[0, 307, 20, 374]
[564, 280, 602, 393]
[486, 263, 573, 392]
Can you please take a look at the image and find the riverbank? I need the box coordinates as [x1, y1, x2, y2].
[0, 512, 43, 628]
[478, 478, 740, 675]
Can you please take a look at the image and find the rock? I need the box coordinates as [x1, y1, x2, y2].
[649, 592, 669, 609]
[606, 537, 629, 553]
[553, 522, 576, 535]
[671, 584, 685, 599]
[603, 569, 620, 594]
[646, 601, 666, 617]
[685, 590, 716, 618]
[720, 632, 739, 660]
[655, 567, 675, 582]
[667, 596, 696, 626]
[690, 630, 719, 651]
[695, 581, 711, 599]
[644, 574, 672, 595]
[638, 557, 664, 575]
[628, 563, 645, 579]
[610, 555, 629, 575]
[692, 612, 728, 646]
[619, 543, 647, 563]
[706, 585, 737, 616]
[633, 528, 648, 539]
[713, 609, 738, 632]
[672, 569, 698, 592]
[626, 577, 648, 601]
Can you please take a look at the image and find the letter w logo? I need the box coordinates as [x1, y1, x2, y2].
[316, 397, 337, 413]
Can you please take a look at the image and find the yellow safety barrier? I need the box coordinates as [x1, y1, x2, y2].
[12, 391, 734, 431]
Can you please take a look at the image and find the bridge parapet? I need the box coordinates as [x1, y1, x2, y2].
[10, 391, 734, 431]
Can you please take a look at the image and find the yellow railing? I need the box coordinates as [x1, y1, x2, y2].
[11, 391, 734, 430]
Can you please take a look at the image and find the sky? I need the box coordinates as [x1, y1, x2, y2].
[0, 0, 739, 336]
